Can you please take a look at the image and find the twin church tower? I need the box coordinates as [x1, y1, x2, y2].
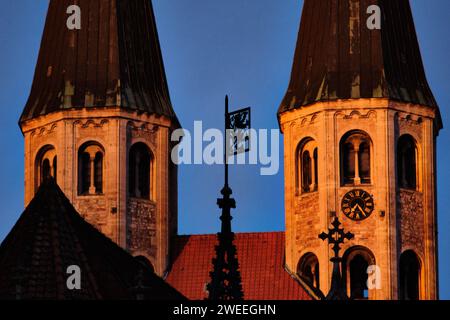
[20, 0, 179, 275]
[20, 0, 441, 300]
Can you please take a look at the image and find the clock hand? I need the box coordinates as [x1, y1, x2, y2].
[350, 203, 364, 218]
[355, 203, 366, 218]
[350, 204, 359, 218]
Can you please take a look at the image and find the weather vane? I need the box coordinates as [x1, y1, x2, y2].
[207, 95, 251, 300]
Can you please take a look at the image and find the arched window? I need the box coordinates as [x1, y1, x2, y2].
[35, 145, 57, 190]
[129, 143, 152, 199]
[349, 255, 369, 299]
[399, 250, 421, 300]
[397, 135, 417, 190]
[297, 253, 320, 289]
[78, 142, 104, 195]
[343, 246, 376, 300]
[340, 131, 372, 185]
[296, 138, 318, 194]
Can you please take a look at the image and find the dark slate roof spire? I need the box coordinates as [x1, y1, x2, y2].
[279, 0, 441, 126]
[0, 179, 185, 300]
[20, 0, 178, 124]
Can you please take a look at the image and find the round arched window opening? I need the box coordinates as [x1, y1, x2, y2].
[297, 253, 320, 290]
[35, 145, 57, 192]
[343, 246, 376, 300]
[340, 131, 372, 186]
[78, 142, 105, 196]
[129, 143, 153, 200]
[397, 135, 418, 190]
[399, 250, 421, 300]
[296, 138, 318, 194]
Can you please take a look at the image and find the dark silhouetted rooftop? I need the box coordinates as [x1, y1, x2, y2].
[0, 179, 185, 300]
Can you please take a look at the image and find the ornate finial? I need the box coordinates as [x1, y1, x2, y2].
[207, 185, 243, 300]
[206, 96, 244, 300]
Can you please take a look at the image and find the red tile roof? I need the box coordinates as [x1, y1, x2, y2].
[166, 232, 313, 300]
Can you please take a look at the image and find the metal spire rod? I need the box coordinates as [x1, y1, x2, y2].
[224, 95, 229, 188]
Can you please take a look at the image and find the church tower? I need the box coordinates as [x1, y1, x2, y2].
[279, 0, 442, 299]
[19, 0, 179, 275]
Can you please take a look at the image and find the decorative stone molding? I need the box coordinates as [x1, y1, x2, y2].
[395, 112, 423, 141]
[396, 112, 423, 126]
[127, 121, 159, 146]
[73, 118, 110, 129]
[335, 109, 377, 120]
[30, 123, 58, 138]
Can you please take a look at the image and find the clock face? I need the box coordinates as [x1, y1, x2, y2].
[341, 189, 374, 221]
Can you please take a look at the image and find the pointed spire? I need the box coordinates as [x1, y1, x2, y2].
[207, 186, 244, 300]
[279, 0, 441, 129]
[207, 96, 244, 300]
[20, 0, 178, 126]
[0, 179, 185, 300]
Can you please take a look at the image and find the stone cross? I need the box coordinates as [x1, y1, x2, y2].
[319, 216, 354, 300]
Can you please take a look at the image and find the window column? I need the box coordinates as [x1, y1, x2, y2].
[310, 150, 316, 192]
[89, 154, 96, 194]
[354, 141, 361, 185]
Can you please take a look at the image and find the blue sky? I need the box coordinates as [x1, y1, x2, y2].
[0, 0, 449, 299]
